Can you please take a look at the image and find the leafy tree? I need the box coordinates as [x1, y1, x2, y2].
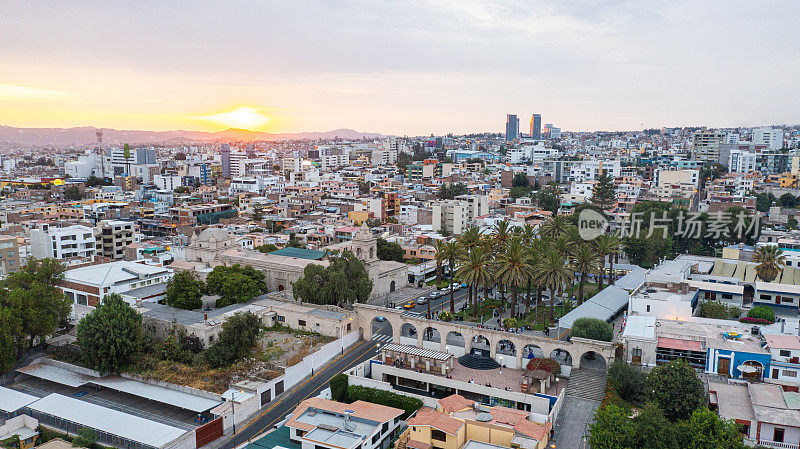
[437, 182, 468, 199]
[377, 238, 405, 262]
[495, 237, 534, 317]
[72, 429, 97, 448]
[509, 186, 528, 199]
[607, 360, 648, 405]
[697, 301, 741, 320]
[85, 175, 112, 187]
[755, 192, 776, 213]
[700, 163, 727, 187]
[76, 294, 142, 374]
[532, 190, 559, 215]
[747, 305, 775, 322]
[534, 250, 571, 324]
[591, 172, 617, 210]
[174, 186, 191, 194]
[648, 359, 705, 421]
[571, 317, 613, 341]
[628, 403, 679, 449]
[293, 251, 373, 306]
[512, 173, 529, 188]
[288, 237, 306, 248]
[572, 243, 600, 305]
[358, 181, 371, 195]
[174, 152, 187, 160]
[252, 203, 264, 221]
[165, 271, 204, 310]
[204, 312, 262, 367]
[682, 407, 748, 449]
[0, 259, 71, 359]
[330, 373, 348, 402]
[205, 264, 267, 307]
[588, 403, 636, 449]
[780, 192, 797, 208]
[754, 245, 785, 282]
[255, 244, 279, 253]
[63, 185, 83, 201]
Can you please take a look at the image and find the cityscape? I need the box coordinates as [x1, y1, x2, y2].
[2, 2, 800, 449]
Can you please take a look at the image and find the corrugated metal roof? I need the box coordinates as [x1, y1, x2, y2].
[91, 376, 221, 413]
[0, 386, 38, 413]
[27, 394, 186, 448]
[16, 363, 96, 387]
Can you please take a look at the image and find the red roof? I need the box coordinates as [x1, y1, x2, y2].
[658, 337, 702, 352]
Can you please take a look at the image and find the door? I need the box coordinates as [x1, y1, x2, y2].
[718, 357, 731, 376]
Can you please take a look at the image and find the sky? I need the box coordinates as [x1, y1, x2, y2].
[1, 0, 799, 135]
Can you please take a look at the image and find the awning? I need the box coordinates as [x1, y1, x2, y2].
[658, 337, 702, 352]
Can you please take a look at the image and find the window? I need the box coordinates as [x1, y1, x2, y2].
[646, 304, 650, 312]
[773, 368, 780, 379]
[780, 350, 791, 357]
[298, 320, 306, 327]
[761, 294, 772, 301]
[431, 429, 447, 442]
[784, 370, 798, 378]
[632, 348, 642, 364]
[722, 294, 732, 300]
[774, 427, 785, 443]
[372, 434, 380, 444]
[278, 315, 285, 322]
[382, 423, 389, 433]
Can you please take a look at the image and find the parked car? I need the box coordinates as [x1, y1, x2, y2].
[451, 283, 460, 289]
[403, 302, 415, 309]
[416, 297, 428, 305]
[429, 291, 441, 299]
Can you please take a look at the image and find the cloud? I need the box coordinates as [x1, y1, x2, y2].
[0, 84, 66, 98]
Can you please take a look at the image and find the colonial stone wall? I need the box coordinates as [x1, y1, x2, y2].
[354, 303, 615, 370]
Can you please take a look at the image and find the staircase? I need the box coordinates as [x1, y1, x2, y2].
[457, 354, 501, 370]
[564, 368, 607, 402]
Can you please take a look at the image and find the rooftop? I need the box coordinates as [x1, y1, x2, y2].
[268, 247, 326, 260]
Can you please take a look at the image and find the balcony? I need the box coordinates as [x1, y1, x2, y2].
[759, 440, 799, 449]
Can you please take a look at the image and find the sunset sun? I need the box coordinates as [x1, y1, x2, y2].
[192, 106, 271, 130]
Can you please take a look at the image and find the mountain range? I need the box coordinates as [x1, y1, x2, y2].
[0, 125, 387, 147]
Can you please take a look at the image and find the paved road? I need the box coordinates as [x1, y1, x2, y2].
[219, 340, 381, 449]
[552, 396, 599, 449]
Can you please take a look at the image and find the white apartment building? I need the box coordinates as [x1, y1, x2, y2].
[61, 260, 173, 310]
[753, 127, 785, 150]
[153, 174, 181, 191]
[568, 160, 621, 183]
[729, 150, 757, 173]
[30, 225, 96, 260]
[569, 182, 595, 198]
[230, 177, 267, 195]
[371, 149, 398, 166]
[654, 168, 699, 198]
[321, 154, 350, 171]
[432, 194, 489, 235]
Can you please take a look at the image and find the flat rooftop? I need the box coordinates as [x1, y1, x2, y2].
[655, 319, 767, 353]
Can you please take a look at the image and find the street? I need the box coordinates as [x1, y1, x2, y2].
[218, 339, 381, 449]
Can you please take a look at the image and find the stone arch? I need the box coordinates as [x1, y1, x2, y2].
[369, 247, 375, 260]
[390, 280, 396, 292]
[550, 348, 573, 368]
[446, 331, 466, 357]
[578, 350, 607, 371]
[370, 316, 393, 343]
[740, 359, 764, 381]
[496, 339, 516, 356]
[423, 326, 441, 343]
[470, 335, 491, 357]
[278, 284, 285, 291]
[400, 323, 418, 346]
[356, 247, 363, 258]
[523, 344, 545, 360]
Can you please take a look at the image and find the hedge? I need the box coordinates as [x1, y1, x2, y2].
[747, 305, 775, 323]
[331, 374, 348, 402]
[346, 385, 423, 419]
[571, 317, 613, 342]
[740, 317, 772, 325]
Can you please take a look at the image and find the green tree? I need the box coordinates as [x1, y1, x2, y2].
[571, 243, 600, 305]
[252, 203, 264, 221]
[205, 311, 262, 368]
[165, 271, 204, 310]
[76, 294, 142, 374]
[571, 317, 613, 341]
[509, 186, 528, 199]
[607, 360, 648, 405]
[754, 245, 785, 282]
[0, 258, 71, 358]
[512, 173, 529, 188]
[63, 185, 83, 201]
[533, 250, 571, 324]
[755, 192, 776, 213]
[439, 241, 463, 313]
[437, 182, 468, 200]
[205, 265, 267, 306]
[330, 373, 349, 402]
[123, 143, 132, 176]
[747, 304, 775, 322]
[292, 251, 373, 306]
[174, 186, 191, 194]
[780, 192, 797, 208]
[588, 403, 635, 449]
[495, 237, 534, 316]
[682, 407, 748, 449]
[456, 246, 492, 318]
[648, 359, 705, 421]
[358, 181, 371, 195]
[72, 429, 97, 448]
[376, 238, 405, 262]
[591, 172, 617, 210]
[255, 244, 279, 253]
[594, 234, 620, 289]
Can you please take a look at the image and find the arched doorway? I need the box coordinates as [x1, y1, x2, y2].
[471, 335, 491, 357]
[740, 360, 764, 381]
[422, 327, 441, 350]
[370, 317, 393, 344]
[400, 323, 418, 346]
[550, 348, 572, 368]
[446, 331, 466, 357]
[579, 351, 607, 371]
[390, 280, 396, 292]
[523, 344, 544, 360]
[278, 284, 285, 291]
[495, 339, 516, 368]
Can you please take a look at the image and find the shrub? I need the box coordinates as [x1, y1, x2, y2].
[697, 301, 741, 320]
[438, 311, 453, 321]
[72, 429, 96, 448]
[747, 305, 775, 323]
[503, 318, 518, 328]
[571, 317, 613, 342]
[525, 357, 561, 375]
[330, 373, 348, 402]
[205, 312, 262, 368]
[346, 385, 423, 419]
[607, 360, 648, 405]
[740, 317, 772, 325]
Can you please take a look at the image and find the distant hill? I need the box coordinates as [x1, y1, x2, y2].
[0, 125, 387, 147]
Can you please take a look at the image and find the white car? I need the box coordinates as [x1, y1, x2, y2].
[429, 291, 441, 299]
[451, 283, 460, 289]
[416, 297, 428, 305]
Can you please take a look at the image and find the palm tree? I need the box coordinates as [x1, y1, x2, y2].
[572, 243, 600, 305]
[594, 234, 621, 289]
[535, 250, 572, 325]
[495, 237, 534, 319]
[457, 225, 482, 252]
[754, 245, 786, 282]
[440, 241, 463, 313]
[434, 240, 447, 284]
[539, 216, 571, 240]
[518, 224, 538, 314]
[527, 238, 548, 318]
[492, 220, 512, 248]
[456, 247, 492, 318]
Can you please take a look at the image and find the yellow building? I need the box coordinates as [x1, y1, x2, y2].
[780, 173, 798, 188]
[399, 395, 551, 449]
[348, 210, 373, 225]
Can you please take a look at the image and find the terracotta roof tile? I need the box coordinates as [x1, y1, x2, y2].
[285, 398, 403, 432]
[514, 419, 551, 442]
[438, 394, 474, 414]
[407, 441, 433, 449]
[408, 411, 464, 435]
